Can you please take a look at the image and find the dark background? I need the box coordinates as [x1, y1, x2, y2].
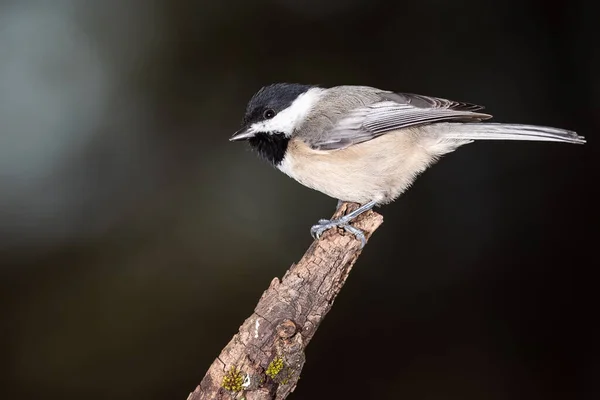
[1, 1, 598, 399]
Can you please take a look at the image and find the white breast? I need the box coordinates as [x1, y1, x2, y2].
[278, 128, 468, 204]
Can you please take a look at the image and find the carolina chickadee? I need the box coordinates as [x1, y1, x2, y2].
[230, 83, 585, 246]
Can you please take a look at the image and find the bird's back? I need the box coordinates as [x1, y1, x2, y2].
[297, 86, 385, 145]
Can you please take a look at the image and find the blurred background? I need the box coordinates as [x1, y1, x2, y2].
[1, 0, 598, 399]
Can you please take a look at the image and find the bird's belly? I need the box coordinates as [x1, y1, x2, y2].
[278, 131, 445, 204]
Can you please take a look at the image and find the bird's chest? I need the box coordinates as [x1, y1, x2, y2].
[277, 134, 435, 204]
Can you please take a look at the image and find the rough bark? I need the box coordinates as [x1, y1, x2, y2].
[186, 203, 383, 400]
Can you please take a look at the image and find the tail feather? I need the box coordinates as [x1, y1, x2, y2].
[441, 123, 586, 144]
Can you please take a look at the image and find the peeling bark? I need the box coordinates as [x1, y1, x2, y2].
[187, 203, 383, 400]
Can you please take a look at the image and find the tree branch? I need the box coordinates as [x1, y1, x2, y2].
[186, 203, 383, 400]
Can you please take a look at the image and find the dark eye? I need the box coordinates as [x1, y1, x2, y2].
[263, 109, 275, 119]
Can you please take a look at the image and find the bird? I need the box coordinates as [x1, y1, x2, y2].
[230, 83, 585, 247]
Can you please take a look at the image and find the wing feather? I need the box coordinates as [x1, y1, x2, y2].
[311, 92, 492, 151]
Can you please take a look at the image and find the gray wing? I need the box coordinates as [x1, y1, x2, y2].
[311, 92, 492, 151]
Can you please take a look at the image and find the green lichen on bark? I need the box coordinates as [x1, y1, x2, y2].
[221, 366, 244, 392]
[265, 356, 297, 385]
[265, 356, 284, 379]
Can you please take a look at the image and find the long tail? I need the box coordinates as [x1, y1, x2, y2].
[441, 123, 586, 144]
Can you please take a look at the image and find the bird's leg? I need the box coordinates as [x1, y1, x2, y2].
[310, 200, 377, 248]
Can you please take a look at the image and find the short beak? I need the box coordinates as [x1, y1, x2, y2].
[229, 127, 255, 142]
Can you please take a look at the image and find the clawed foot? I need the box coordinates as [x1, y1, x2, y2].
[310, 201, 377, 248]
[310, 217, 367, 248]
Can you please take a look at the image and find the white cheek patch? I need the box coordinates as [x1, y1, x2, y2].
[249, 87, 323, 136]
